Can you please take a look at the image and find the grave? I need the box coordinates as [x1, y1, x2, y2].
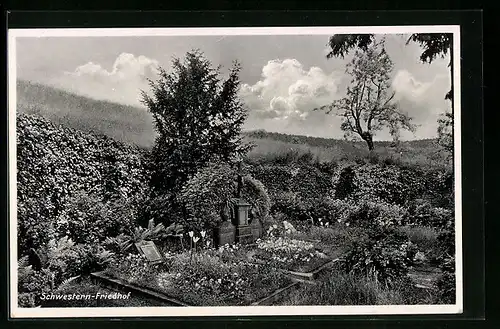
[215, 221, 236, 247]
[135, 240, 163, 264]
[232, 160, 254, 245]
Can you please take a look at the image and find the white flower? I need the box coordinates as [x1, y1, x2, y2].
[193, 237, 200, 243]
[345, 222, 350, 227]
[188, 231, 194, 238]
[217, 278, 222, 284]
[200, 231, 206, 238]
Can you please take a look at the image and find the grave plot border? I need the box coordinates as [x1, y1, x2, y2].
[90, 271, 302, 307]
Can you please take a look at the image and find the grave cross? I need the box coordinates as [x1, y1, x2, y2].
[236, 159, 243, 199]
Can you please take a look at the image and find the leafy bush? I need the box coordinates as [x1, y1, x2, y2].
[17, 236, 113, 307]
[270, 192, 311, 223]
[342, 228, 418, 286]
[249, 165, 294, 198]
[179, 162, 270, 230]
[333, 165, 357, 200]
[249, 164, 333, 206]
[330, 161, 452, 208]
[349, 199, 408, 228]
[55, 192, 137, 245]
[138, 192, 185, 228]
[406, 199, 453, 228]
[241, 175, 271, 221]
[179, 162, 238, 230]
[17, 113, 148, 256]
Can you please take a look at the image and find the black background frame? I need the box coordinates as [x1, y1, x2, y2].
[1, 9, 485, 329]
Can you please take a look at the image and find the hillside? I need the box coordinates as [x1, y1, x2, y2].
[16, 80, 155, 148]
[15, 80, 449, 168]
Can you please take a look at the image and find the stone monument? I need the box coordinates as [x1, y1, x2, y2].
[231, 160, 254, 245]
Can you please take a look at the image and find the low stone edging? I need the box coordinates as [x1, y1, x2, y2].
[90, 271, 189, 306]
[251, 281, 300, 305]
[90, 271, 302, 307]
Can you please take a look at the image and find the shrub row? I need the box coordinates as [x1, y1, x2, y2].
[17, 113, 149, 256]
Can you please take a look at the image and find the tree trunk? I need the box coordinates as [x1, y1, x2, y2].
[362, 132, 374, 151]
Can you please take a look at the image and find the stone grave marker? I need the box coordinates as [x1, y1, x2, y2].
[135, 240, 163, 264]
[215, 221, 236, 247]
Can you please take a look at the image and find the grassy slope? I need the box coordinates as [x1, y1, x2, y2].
[16, 80, 156, 148]
[16, 80, 449, 168]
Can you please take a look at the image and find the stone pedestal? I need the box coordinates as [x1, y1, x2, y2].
[236, 225, 254, 244]
[232, 199, 253, 245]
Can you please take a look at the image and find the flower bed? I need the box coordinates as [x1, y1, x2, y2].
[103, 251, 294, 306]
[253, 237, 331, 272]
[216, 237, 332, 273]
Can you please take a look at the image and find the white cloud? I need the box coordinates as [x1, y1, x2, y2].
[240, 58, 344, 137]
[50, 53, 160, 107]
[392, 69, 451, 139]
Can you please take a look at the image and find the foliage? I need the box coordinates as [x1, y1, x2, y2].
[317, 40, 415, 150]
[179, 162, 237, 230]
[334, 165, 357, 200]
[250, 164, 333, 206]
[241, 175, 271, 221]
[141, 50, 250, 195]
[106, 249, 291, 306]
[330, 162, 451, 208]
[270, 192, 311, 223]
[138, 192, 185, 228]
[17, 236, 114, 307]
[253, 236, 330, 272]
[326, 33, 453, 101]
[395, 225, 441, 255]
[348, 199, 408, 228]
[179, 162, 270, 230]
[342, 228, 418, 286]
[327, 34, 375, 59]
[55, 192, 136, 245]
[17, 113, 148, 256]
[437, 111, 453, 155]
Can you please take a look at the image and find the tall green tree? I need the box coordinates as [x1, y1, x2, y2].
[318, 40, 415, 151]
[141, 50, 249, 195]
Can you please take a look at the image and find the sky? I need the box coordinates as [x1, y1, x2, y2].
[15, 33, 452, 140]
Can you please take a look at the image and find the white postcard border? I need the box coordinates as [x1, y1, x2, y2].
[8, 25, 463, 318]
